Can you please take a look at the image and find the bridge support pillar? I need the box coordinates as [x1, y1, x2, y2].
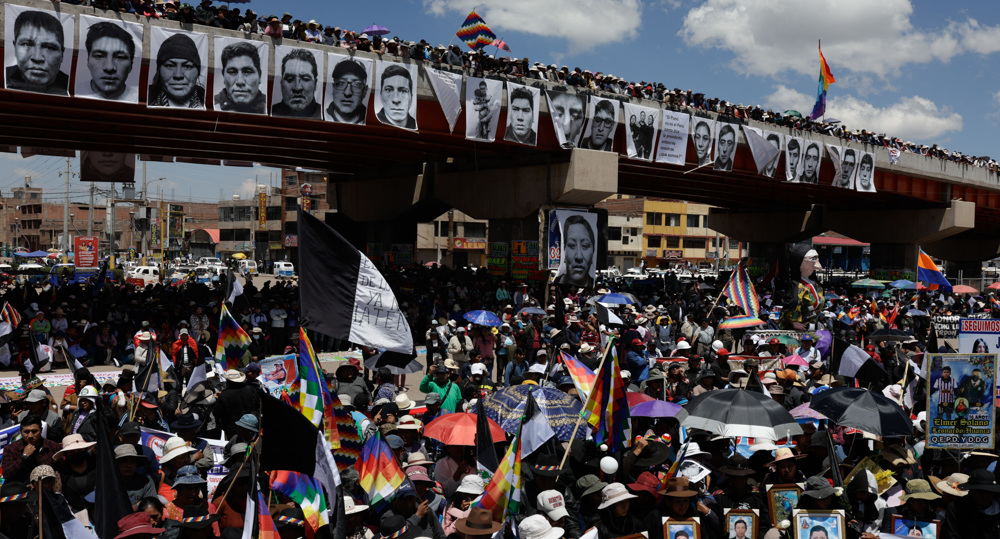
[706, 206, 824, 244]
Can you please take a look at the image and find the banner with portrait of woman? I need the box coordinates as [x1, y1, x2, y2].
[4, 4, 75, 97]
[690, 118, 715, 167]
[373, 60, 419, 131]
[75, 14, 143, 103]
[271, 45, 324, 119]
[623, 102, 658, 162]
[79, 152, 136, 183]
[503, 82, 540, 146]
[325, 53, 373, 125]
[580, 97, 618, 152]
[552, 210, 598, 290]
[148, 26, 208, 110]
[212, 36, 269, 115]
[465, 77, 503, 143]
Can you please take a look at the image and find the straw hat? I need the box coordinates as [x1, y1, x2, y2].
[597, 483, 638, 509]
[767, 447, 805, 467]
[933, 473, 969, 497]
[54, 434, 96, 458]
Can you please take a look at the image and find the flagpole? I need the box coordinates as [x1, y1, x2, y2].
[129, 342, 159, 422]
[557, 337, 615, 471]
[38, 486, 43, 539]
[213, 437, 261, 512]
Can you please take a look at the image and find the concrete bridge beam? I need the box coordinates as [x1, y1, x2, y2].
[706, 206, 825, 244]
[435, 149, 619, 220]
[824, 200, 975, 245]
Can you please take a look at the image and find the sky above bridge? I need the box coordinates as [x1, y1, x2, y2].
[3, 0, 1000, 205]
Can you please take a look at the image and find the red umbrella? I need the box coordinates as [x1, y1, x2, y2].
[952, 284, 978, 294]
[423, 412, 506, 446]
[626, 391, 654, 407]
[987, 282, 1000, 290]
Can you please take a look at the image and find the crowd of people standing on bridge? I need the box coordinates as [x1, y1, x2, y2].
[49, 0, 1000, 174]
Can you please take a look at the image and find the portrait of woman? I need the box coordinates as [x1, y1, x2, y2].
[554, 213, 597, 289]
[148, 27, 207, 109]
[692, 119, 714, 166]
[80, 151, 135, 183]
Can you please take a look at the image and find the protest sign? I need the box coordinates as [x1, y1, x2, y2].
[926, 353, 997, 449]
[958, 318, 1000, 353]
[260, 353, 298, 398]
[0, 424, 20, 457]
[654, 110, 690, 166]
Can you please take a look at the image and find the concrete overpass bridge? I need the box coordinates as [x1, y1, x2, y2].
[3, 0, 999, 274]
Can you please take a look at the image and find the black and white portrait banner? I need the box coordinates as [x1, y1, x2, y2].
[742, 126, 779, 176]
[760, 131, 783, 178]
[271, 45, 324, 119]
[836, 147, 858, 190]
[545, 90, 587, 149]
[622, 102, 658, 162]
[504, 82, 540, 146]
[325, 53, 373, 125]
[148, 27, 208, 110]
[75, 14, 143, 103]
[465, 77, 503, 142]
[425, 66, 463, 133]
[713, 122, 738, 172]
[797, 140, 822, 184]
[826, 144, 843, 185]
[213, 36, 269, 115]
[785, 136, 804, 182]
[581, 96, 619, 152]
[654, 110, 690, 165]
[80, 152, 136, 183]
[374, 60, 419, 131]
[4, 4, 75, 97]
[856, 151, 877, 193]
[690, 118, 716, 167]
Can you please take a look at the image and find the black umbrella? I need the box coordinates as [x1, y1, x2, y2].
[808, 387, 911, 437]
[680, 388, 803, 440]
[869, 328, 911, 342]
[364, 350, 421, 374]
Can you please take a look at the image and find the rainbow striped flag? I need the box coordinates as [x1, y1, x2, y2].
[809, 40, 836, 120]
[0, 302, 21, 328]
[298, 327, 325, 427]
[355, 431, 407, 511]
[270, 470, 329, 535]
[581, 344, 631, 448]
[475, 430, 522, 522]
[255, 490, 280, 539]
[215, 304, 250, 369]
[329, 392, 363, 470]
[719, 262, 764, 329]
[560, 351, 596, 398]
[456, 10, 495, 50]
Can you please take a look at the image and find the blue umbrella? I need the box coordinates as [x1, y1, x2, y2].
[906, 309, 928, 317]
[630, 399, 687, 421]
[482, 385, 585, 441]
[823, 292, 840, 300]
[518, 306, 546, 316]
[596, 293, 635, 305]
[463, 310, 501, 327]
[362, 24, 390, 36]
[889, 279, 916, 290]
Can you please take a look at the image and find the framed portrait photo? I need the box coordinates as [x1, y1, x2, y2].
[793, 509, 845, 539]
[767, 484, 804, 526]
[724, 509, 758, 539]
[889, 516, 940, 539]
[663, 518, 700, 539]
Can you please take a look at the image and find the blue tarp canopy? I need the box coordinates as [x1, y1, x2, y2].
[13, 251, 49, 258]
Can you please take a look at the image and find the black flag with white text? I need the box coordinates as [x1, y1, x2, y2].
[298, 212, 414, 354]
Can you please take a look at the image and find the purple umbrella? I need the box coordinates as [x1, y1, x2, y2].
[362, 24, 390, 36]
[790, 403, 827, 421]
[630, 399, 687, 422]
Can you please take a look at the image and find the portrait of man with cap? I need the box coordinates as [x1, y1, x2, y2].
[326, 54, 371, 124]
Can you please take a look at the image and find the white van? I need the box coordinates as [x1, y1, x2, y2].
[274, 261, 295, 279]
[238, 259, 258, 276]
[126, 266, 160, 287]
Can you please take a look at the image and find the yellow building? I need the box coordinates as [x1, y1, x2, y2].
[641, 199, 744, 269]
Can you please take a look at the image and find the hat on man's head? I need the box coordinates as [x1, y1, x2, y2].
[801, 475, 836, 499]
[456, 507, 502, 536]
[235, 413, 259, 431]
[959, 469, 1000, 493]
[575, 474, 607, 498]
[172, 465, 207, 488]
[900, 479, 940, 501]
[598, 482, 638, 509]
[25, 390, 47, 404]
[536, 489, 570, 520]
[532, 453, 566, 477]
[719, 454, 755, 477]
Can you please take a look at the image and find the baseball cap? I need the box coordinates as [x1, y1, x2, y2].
[385, 435, 405, 449]
[471, 364, 486, 376]
[25, 390, 47, 404]
[536, 490, 569, 521]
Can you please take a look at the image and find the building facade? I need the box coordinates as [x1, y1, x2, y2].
[415, 210, 489, 268]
